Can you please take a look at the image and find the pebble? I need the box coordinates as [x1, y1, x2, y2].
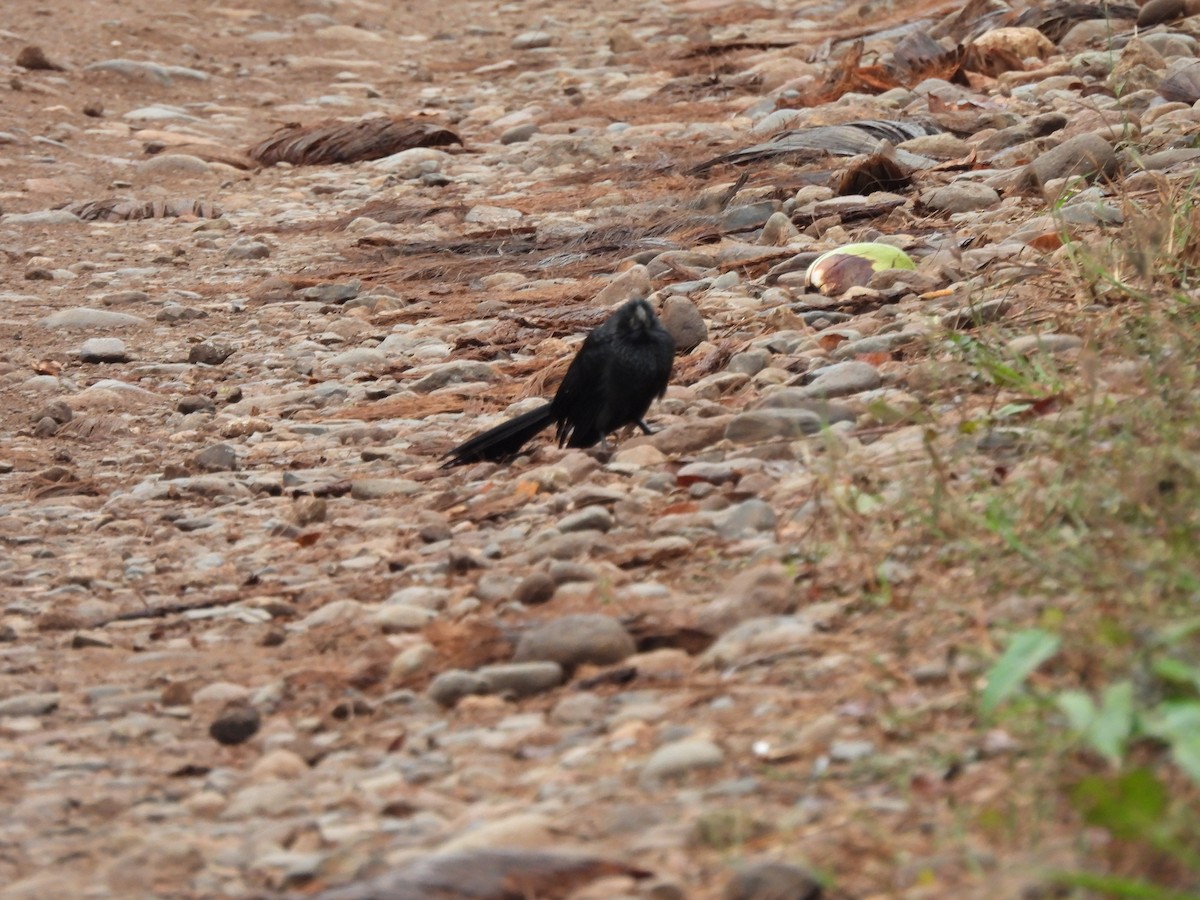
[659, 296, 707, 351]
[1016, 133, 1116, 189]
[39, 307, 146, 329]
[193, 443, 239, 472]
[476, 661, 564, 697]
[1006, 333, 1084, 355]
[723, 861, 822, 900]
[36, 400, 73, 424]
[940, 299, 1012, 329]
[178, 394, 216, 414]
[723, 201, 778, 231]
[191, 682, 251, 704]
[85, 58, 208, 83]
[0, 692, 61, 717]
[188, 341, 235, 365]
[609, 24, 644, 53]
[158, 305, 208, 323]
[80, 337, 129, 363]
[411, 360, 497, 392]
[725, 409, 823, 443]
[754, 392, 856, 422]
[595, 265, 652, 308]
[1138, 0, 1188, 29]
[513, 614, 637, 669]
[137, 154, 213, 178]
[372, 147, 450, 177]
[16, 45, 63, 71]
[225, 239, 270, 260]
[370, 603, 436, 632]
[1, 209, 81, 225]
[512, 31, 554, 50]
[701, 611, 834, 668]
[551, 692, 607, 724]
[501, 123, 540, 144]
[249, 749, 309, 780]
[921, 181, 1001, 213]
[514, 572, 558, 605]
[759, 211, 799, 245]
[427, 670, 492, 708]
[799, 361, 882, 398]
[641, 739, 725, 783]
[0, 1, 1158, 893]
[557, 505, 613, 533]
[208, 704, 261, 745]
[829, 739, 875, 762]
[464, 205, 523, 225]
[711, 499, 776, 539]
[696, 567, 791, 634]
[350, 478, 420, 499]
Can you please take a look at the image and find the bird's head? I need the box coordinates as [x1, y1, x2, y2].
[622, 296, 656, 333]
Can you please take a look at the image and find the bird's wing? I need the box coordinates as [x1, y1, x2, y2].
[551, 329, 612, 446]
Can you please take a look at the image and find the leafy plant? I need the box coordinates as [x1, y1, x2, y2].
[980, 628, 1061, 716]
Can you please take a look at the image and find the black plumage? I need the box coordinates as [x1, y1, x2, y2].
[442, 297, 675, 467]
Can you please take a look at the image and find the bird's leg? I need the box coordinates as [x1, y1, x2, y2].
[635, 419, 654, 435]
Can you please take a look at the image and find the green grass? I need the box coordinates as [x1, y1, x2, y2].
[797, 179, 1200, 894]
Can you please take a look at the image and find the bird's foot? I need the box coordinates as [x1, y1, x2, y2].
[586, 435, 615, 463]
[635, 419, 655, 436]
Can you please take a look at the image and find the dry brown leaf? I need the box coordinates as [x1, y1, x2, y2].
[837, 152, 912, 196]
[1027, 232, 1063, 252]
[892, 31, 967, 85]
[248, 116, 462, 166]
[26, 466, 100, 498]
[857, 351, 892, 366]
[67, 197, 223, 222]
[963, 42, 1027, 78]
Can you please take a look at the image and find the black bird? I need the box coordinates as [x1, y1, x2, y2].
[442, 297, 675, 467]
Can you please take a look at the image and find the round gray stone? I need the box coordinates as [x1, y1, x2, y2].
[557, 505, 613, 533]
[476, 661, 564, 698]
[80, 337, 129, 363]
[921, 181, 1000, 213]
[513, 614, 636, 669]
[225, 238, 270, 260]
[427, 669, 491, 708]
[723, 861, 822, 900]
[514, 572, 558, 606]
[193, 443, 239, 472]
[659, 296, 706, 352]
[40, 307, 147, 330]
[512, 30, 553, 49]
[725, 409, 823, 443]
[1018, 133, 1116, 189]
[641, 738, 725, 783]
[501, 123, 539, 144]
[209, 704, 261, 746]
[189, 341, 235, 365]
[799, 361, 882, 398]
[712, 499, 776, 539]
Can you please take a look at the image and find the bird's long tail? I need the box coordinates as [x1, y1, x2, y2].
[441, 404, 556, 467]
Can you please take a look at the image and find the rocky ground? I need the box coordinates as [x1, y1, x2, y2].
[3, 0, 1200, 897]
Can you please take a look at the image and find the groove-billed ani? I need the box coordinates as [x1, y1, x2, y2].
[442, 297, 675, 467]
